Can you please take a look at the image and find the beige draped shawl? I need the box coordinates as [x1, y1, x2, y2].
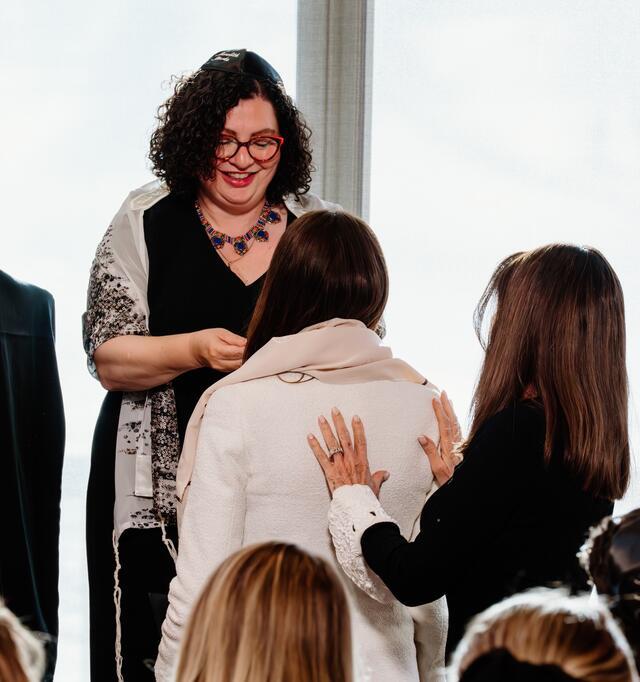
[177, 318, 428, 524]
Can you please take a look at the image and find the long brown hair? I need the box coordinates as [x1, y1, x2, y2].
[175, 542, 353, 682]
[450, 589, 637, 681]
[244, 210, 388, 360]
[465, 244, 629, 499]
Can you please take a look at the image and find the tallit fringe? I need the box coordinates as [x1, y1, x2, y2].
[112, 530, 124, 682]
[160, 517, 178, 563]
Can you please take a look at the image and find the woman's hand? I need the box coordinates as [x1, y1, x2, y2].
[417, 390, 463, 486]
[190, 328, 246, 372]
[308, 408, 389, 498]
[94, 328, 246, 391]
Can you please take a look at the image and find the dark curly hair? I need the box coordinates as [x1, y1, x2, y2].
[149, 70, 313, 202]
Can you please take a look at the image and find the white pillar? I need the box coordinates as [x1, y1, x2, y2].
[296, 0, 374, 219]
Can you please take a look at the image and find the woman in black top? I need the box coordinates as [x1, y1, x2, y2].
[309, 244, 630, 658]
[83, 50, 335, 681]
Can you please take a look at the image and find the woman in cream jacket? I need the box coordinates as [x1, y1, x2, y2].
[156, 211, 446, 682]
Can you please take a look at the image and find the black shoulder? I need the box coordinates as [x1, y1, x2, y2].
[488, 400, 544, 432]
[472, 400, 545, 460]
[143, 192, 190, 225]
[0, 271, 55, 337]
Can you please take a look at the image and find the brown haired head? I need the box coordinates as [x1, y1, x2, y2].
[176, 542, 353, 682]
[244, 210, 388, 360]
[450, 588, 637, 681]
[466, 244, 629, 499]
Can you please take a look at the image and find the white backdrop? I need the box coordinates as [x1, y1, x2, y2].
[1, 1, 638, 680]
[370, 0, 640, 513]
[0, 2, 296, 679]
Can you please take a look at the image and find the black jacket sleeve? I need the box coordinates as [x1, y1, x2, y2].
[361, 403, 544, 606]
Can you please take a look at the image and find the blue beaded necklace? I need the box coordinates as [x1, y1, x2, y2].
[195, 200, 281, 256]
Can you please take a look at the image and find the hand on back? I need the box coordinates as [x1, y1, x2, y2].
[418, 391, 463, 486]
[308, 391, 463, 496]
[308, 408, 389, 497]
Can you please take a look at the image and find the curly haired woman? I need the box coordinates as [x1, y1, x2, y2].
[82, 49, 337, 681]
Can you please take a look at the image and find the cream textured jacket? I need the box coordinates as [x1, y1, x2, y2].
[156, 376, 447, 682]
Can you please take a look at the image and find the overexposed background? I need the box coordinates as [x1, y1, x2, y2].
[0, 2, 638, 680]
[371, 0, 640, 509]
[0, 2, 296, 679]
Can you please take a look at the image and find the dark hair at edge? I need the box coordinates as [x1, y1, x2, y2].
[464, 244, 629, 500]
[244, 210, 388, 361]
[149, 70, 313, 202]
[582, 509, 640, 668]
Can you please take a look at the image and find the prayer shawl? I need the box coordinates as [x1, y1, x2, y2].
[177, 318, 428, 526]
[82, 180, 339, 535]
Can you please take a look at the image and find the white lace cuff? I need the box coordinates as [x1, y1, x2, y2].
[329, 484, 397, 603]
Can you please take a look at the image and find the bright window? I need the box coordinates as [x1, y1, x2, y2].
[2, 2, 639, 679]
[0, 2, 296, 679]
[370, 0, 640, 511]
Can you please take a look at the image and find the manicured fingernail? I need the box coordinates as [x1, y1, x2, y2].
[418, 435, 428, 445]
[383, 471, 390, 481]
[353, 415, 361, 423]
[442, 390, 447, 399]
[331, 407, 340, 416]
[318, 415, 327, 425]
[307, 433, 315, 441]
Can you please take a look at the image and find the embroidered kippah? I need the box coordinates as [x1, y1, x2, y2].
[460, 648, 578, 681]
[201, 49, 283, 86]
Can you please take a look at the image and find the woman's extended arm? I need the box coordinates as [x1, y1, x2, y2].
[93, 327, 245, 391]
[308, 404, 457, 603]
[85, 198, 246, 391]
[356, 425, 520, 606]
[310, 402, 527, 607]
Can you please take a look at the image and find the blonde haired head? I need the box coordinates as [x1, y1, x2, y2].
[450, 589, 638, 681]
[176, 542, 352, 682]
[0, 600, 45, 682]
